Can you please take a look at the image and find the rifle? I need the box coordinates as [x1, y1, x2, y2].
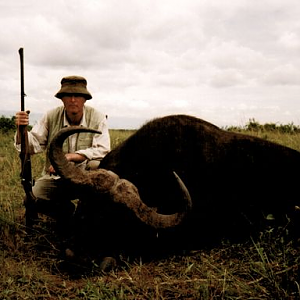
[18, 47, 37, 228]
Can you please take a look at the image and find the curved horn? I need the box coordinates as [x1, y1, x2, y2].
[110, 171, 192, 229]
[49, 127, 192, 229]
[49, 126, 101, 183]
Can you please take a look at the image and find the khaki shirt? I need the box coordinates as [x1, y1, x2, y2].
[15, 105, 111, 173]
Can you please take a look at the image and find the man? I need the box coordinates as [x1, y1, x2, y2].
[15, 75, 110, 225]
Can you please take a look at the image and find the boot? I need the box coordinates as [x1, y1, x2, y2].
[23, 195, 39, 230]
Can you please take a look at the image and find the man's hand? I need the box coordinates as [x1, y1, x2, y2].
[65, 153, 86, 163]
[48, 153, 86, 175]
[15, 111, 30, 144]
[15, 111, 30, 126]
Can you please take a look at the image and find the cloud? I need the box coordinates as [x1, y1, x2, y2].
[1, 0, 300, 129]
[263, 64, 300, 86]
[279, 31, 300, 50]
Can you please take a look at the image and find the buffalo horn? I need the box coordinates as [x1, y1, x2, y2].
[49, 127, 192, 229]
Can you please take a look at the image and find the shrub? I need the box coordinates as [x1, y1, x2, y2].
[0, 115, 16, 132]
[226, 118, 300, 134]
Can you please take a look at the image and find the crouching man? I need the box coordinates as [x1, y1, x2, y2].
[14, 75, 110, 230]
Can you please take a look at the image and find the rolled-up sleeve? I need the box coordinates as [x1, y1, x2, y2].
[14, 114, 49, 154]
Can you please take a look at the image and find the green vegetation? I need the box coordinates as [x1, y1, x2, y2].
[109, 129, 136, 149]
[226, 118, 300, 152]
[1, 116, 300, 299]
[0, 115, 16, 133]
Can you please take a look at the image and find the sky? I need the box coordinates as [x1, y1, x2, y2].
[1, 0, 300, 129]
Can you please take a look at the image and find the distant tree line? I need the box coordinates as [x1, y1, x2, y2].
[226, 118, 300, 134]
[0, 115, 16, 132]
[1, 115, 300, 134]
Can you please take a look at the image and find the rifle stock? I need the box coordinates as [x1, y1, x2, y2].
[18, 48, 37, 228]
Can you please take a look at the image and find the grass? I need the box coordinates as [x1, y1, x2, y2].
[109, 129, 136, 150]
[1, 127, 300, 299]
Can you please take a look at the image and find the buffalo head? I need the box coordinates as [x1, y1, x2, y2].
[49, 126, 192, 230]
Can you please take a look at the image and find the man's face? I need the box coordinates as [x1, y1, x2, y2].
[61, 94, 86, 115]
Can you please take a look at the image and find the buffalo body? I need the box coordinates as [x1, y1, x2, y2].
[50, 115, 300, 258]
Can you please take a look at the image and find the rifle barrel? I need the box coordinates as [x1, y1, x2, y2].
[19, 48, 25, 111]
[18, 47, 37, 228]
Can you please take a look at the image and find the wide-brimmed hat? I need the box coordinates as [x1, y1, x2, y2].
[55, 75, 92, 100]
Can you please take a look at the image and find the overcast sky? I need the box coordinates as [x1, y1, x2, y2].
[1, 0, 300, 128]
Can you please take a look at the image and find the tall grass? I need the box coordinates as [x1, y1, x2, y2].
[109, 129, 135, 149]
[1, 125, 300, 299]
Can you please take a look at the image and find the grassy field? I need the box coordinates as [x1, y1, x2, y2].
[1, 127, 300, 299]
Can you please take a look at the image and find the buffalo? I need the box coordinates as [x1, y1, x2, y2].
[49, 114, 300, 267]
